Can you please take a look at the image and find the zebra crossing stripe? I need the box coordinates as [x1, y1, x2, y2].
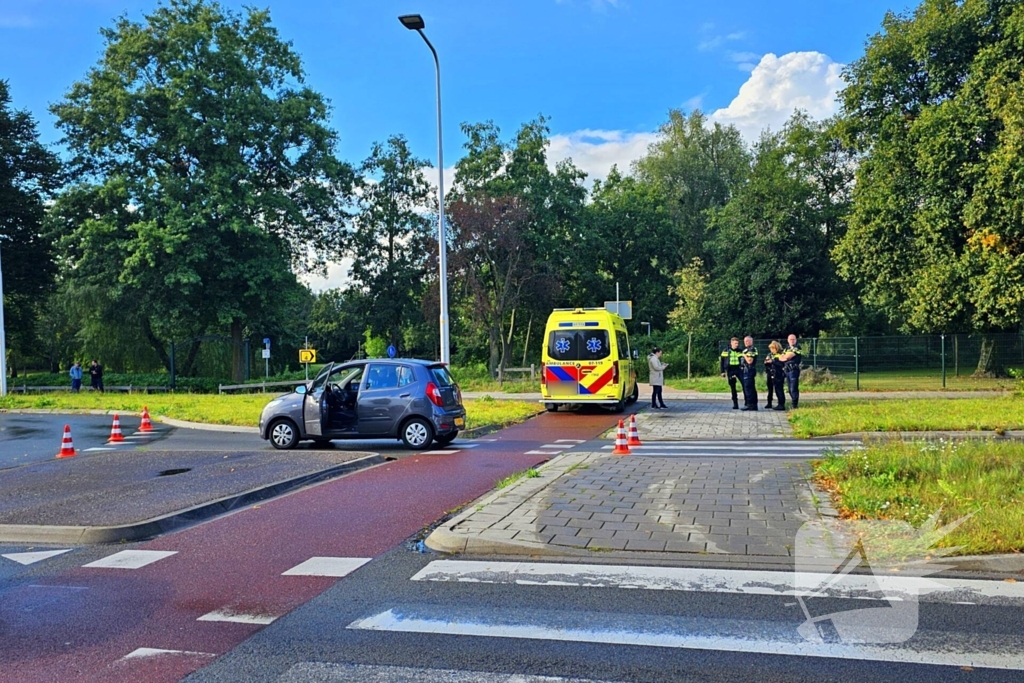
[348, 607, 1024, 670]
[410, 561, 1024, 606]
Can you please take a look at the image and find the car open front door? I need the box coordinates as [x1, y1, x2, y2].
[304, 362, 333, 437]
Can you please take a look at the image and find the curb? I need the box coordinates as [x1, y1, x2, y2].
[0, 453, 387, 545]
[157, 415, 259, 433]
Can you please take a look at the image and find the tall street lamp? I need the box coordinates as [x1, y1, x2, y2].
[399, 13, 450, 365]
[0, 241, 7, 396]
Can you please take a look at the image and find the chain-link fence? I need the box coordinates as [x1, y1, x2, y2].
[719, 333, 1024, 390]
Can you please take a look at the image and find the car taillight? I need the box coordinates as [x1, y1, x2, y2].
[540, 362, 546, 385]
[426, 381, 444, 407]
[613, 361, 620, 384]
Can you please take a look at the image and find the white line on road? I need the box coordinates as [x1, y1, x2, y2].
[524, 450, 561, 455]
[120, 647, 216, 661]
[348, 608, 1024, 670]
[555, 439, 586, 443]
[539, 444, 570, 449]
[411, 561, 1024, 605]
[197, 609, 278, 625]
[83, 550, 177, 570]
[282, 557, 371, 578]
[422, 450, 458, 455]
[84, 447, 118, 452]
[278, 663, 617, 682]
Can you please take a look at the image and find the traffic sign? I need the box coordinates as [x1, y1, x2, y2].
[261, 349, 271, 359]
[299, 349, 316, 364]
[605, 300, 633, 319]
[387, 345, 397, 358]
[263, 337, 271, 346]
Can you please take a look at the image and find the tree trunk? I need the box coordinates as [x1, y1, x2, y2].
[687, 332, 692, 380]
[973, 335, 999, 377]
[488, 323, 500, 381]
[231, 319, 245, 383]
[521, 315, 533, 367]
[141, 318, 172, 373]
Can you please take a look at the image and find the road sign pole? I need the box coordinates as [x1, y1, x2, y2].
[0, 241, 7, 397]
[305, 335, 309, 381]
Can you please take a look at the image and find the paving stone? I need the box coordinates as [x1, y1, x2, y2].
[587, 538, 628, 550]
[626, 539, 667, 552]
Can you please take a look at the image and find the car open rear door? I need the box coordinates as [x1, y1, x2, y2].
[304, 362, 333, 437]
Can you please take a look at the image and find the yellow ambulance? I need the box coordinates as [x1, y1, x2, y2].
[540, 308, 638, 412]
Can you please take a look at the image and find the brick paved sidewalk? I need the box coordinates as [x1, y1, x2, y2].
[427, 400, 837, 568]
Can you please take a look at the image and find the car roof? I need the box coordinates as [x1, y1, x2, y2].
[336, 358, 440, 367]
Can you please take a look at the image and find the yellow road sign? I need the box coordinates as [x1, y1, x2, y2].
[299, 349, 316, 364]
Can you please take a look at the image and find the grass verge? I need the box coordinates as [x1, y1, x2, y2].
[495, 467, 541, 489]
[813, 440, 1024, 555]
[790, 397, 1024, 437]
[0, 393, 544, 432]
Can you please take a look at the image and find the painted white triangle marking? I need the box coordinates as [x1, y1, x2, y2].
[423, 450, 458, 455]
[197, 608, 278, 625]
[555, 439, 586, 443]
[121, 647, 216, 661]
[83, 550, 177, 569]
[2, 549, 73, 565]
[282, 556, 371, 577]
[525, 450, 560, 455]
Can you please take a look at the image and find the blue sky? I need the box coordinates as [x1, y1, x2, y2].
[1, 0, 905, 287]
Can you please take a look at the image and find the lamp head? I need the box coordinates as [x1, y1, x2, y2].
[399, 14, 425, 30]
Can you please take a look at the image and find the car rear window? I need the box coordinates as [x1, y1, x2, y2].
[429, 365, 456, 386]
[548, 330, 610, 361]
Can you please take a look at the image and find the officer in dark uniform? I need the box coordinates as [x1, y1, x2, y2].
[719, 337, 743, 410]
[765, 340, 786, 410]
[777, 333, 802, 409]
[739, 335, 758, 411]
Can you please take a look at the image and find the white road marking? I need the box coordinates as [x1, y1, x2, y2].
[84, 447, 118, 452]
[524, 450, 561, 455]
[422, 450, 458, 455]
[278, 663, 616, 682]
[282, 556, 371, 578]
[411, 561, 1024, 606]
[348, 608, 1024, 670]
[83, 550, 177, 569]
[120, 647, 216, 661]
[197, 608, 278, 625]
[555, 439, 586, 443]
[455, 443, 480, 449]
[2, 549, 73, 565]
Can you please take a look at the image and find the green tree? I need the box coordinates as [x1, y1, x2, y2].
[50, 0, 352, 381]
[633, 109, 749, 265]
[349, 135, 432, 350]
[668, 257, 709, 379]
[834, 0, 1024, 373]
[0, 80, 62, 377]
[706, 121, 837, 338]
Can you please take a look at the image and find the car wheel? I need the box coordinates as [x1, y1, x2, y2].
[401, 417, 434, 450]
[611, 399, 626, 414]
[435, 431, 458, 447]
[626, 382, 639, 405]
[545, 403, 559, 412]
[269, 419, 299, 450]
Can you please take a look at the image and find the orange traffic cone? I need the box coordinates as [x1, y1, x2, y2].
[108, 414, 125, 443]
[611, 419, 631, 455]
[57, 424, 76, 458]
[627, 414, 643, 446]
[139, 406, 154, 432]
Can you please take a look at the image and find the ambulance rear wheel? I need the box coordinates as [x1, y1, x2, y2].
[611, 399, 626, 414]
[545, 403, 559, 412]
[626, 383, 639, 405]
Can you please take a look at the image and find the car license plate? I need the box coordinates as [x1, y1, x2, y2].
[455, 417, 465, 428]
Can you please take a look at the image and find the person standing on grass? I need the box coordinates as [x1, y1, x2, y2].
[740, 335, 758, 411]
[720, 337, 743, 410]
[89, 360, 104, 392]
[648, 347, 669, 410]
[777, 334, 802, 409]
[69, 362, 83, 393]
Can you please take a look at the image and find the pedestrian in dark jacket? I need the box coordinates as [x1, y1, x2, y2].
[739, 336, 758, 411]
[89, 360, 104, 392]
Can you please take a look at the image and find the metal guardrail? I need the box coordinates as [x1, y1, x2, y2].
[218, 380, 307, 394]
[496, 365, 536, 383]
[8, 385, 171, 393]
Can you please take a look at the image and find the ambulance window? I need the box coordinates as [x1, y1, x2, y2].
[578, 331, 610, 361]
[616, 331, 629, 360]
[548, 331, 579, 360]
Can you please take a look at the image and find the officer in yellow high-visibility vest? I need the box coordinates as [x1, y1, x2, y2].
[719, 337, 743, 410]
[776, 333, 803, 409]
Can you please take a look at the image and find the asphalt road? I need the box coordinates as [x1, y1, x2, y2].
[0, 412, 424, 469]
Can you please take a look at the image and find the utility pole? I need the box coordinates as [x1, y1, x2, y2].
[0, 241, 7, 397]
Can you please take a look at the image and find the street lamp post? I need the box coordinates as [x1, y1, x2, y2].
[399, 13, 450, 365]
[0, 240, 7, 396]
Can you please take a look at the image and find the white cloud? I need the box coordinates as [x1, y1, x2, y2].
[301, 257, 354, 293]
[698, 30, 746, 52]
[711, 51, 845, 141]
[547, 129, 658, 184]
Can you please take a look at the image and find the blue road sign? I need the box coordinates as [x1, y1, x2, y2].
[387, 345, 397, 358]
[263, 337, 271, 346]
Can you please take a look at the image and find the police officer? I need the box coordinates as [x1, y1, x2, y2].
[739, 335, 758, 411]
[765, 340, 786, 410]
[777, 333, 802, 409]
[719, 337, 743, 410]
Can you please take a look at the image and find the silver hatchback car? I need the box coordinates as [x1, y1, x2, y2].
[259, 359, 466, 450]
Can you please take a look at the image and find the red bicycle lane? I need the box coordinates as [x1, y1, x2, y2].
[0, 409, 619, 683]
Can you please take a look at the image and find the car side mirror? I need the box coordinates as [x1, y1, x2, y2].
[295, 385, 307, 395]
